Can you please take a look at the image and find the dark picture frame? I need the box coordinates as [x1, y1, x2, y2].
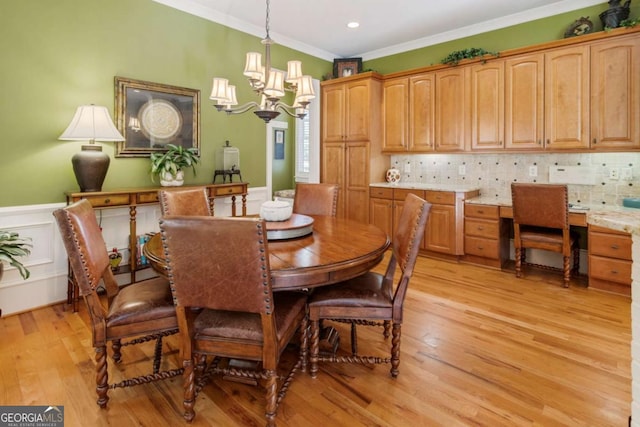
[333, 58, 363, 78]
[114, 76, 200, 157]
[274, 129, 285, 160]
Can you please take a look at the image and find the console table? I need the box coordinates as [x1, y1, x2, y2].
[65, 182, 248, 311]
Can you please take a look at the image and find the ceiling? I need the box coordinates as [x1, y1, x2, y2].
[153, 0, 603, 61]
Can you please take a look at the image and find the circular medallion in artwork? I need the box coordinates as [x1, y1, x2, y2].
[138, 99, 182, 144]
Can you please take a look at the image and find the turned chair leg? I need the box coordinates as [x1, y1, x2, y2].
[515, 248, 523, 278]
[350, 322, 358, 355]
[264, 369, 278, 427]
[563, 255, 571, 288]
[182, 358, 196, 422]
[111, 339, 122, 364]
[390, 323, 402, 378]
[309, 320, 320, 378]
[300, 316, 309, 373]
[95, 346, 109, 408]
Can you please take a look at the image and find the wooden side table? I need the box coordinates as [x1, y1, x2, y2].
[65, 182, 248, 311]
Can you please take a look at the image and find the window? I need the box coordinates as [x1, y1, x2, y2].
[295, 79, 320, 183]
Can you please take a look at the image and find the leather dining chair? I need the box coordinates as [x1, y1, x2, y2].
[292, 183, 339, 217]
[53, 199, 180, 408]
[307, 193, 431, 379]
[158, 186, 211, 216]
[511, 183, 579, 288]
[159, 215, 308, 426]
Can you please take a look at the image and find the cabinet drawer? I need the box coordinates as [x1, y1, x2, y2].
[465, 218, 499, 239]
[425, 190, 454, 205]
[370, 187, 393, 199]
[465, 204, 499, 219]
[589, 231, 632, 260]
[464, 236, 499, 259]
[589, 255, 632, 285]
[82, 194, 130, 207]
[137, 192, 159, 204]
[394, 188, 425, 201]
[210, 185, 245, 196]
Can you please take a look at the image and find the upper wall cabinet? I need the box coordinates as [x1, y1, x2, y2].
[504, 53, 544, 150]
[544, 45, 590, 150]
[322, 78, 374, 142]
[469, 62, 505, 150]
[435, 68, 468, 152]
[382, 73, 435, 153]
[590, 35, 640, 150]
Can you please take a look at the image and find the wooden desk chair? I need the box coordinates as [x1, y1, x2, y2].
[53, 200, 180, 408]
[159, 216, 308, 426]
[510, 183, 579, 288]
[307, 193, 430, 378]
[158, 186, 211, 216]
[292, 183, 339, 217]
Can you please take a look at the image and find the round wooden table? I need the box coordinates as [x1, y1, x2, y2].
[144, 215, 391, 291]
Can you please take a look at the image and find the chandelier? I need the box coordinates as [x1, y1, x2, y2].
[209, 0, 315, 123]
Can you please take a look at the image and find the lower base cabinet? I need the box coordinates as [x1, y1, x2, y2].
[588, 225, 632, 296]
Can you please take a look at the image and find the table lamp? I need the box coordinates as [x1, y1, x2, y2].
[59, 105, 125, 192]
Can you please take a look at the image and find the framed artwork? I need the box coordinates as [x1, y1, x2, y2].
[274, 129, 285, 160]
[333, 58, 362, 78]
[114, 76, 200, 157]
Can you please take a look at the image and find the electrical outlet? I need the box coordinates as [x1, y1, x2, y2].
[609, 168, 620, 180]
[529, 165, 538, 177]
[458, 165, 466, 175]
[621, 167, 633, 181]
[404, 163, 411, 173]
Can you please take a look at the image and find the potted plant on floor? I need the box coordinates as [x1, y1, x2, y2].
[0, 230, 32, 280]
[150, 143, 200, 186]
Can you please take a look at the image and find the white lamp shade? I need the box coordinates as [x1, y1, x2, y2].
[223, 85, 238, 106]
[209, 78, 230, 102]
[59, 105, 124, 141]
[264, 70, 285, 98]
[286, 60, 302, 83]
[243, 52, 263, 80]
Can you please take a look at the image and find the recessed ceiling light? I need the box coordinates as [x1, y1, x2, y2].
[347, 21, 360, 29]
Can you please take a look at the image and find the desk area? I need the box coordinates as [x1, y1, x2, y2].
[465, 195, 634, 295]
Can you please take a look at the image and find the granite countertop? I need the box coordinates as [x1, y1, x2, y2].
[587, 209, 640, 234]
[370, 182, 481, 193]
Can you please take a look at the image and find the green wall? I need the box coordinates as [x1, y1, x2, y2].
[0, 0, 330, 206]
[365, 4, 640, 74]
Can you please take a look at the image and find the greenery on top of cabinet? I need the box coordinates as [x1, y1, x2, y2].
[441, 48, 500, 66]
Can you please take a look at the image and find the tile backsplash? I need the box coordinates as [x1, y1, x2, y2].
[390, 152, 640, 206]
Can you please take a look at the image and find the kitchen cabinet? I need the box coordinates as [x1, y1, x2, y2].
[469, 61, 504, 150]
[382, 73, 435, 153]
[321, 72, 386, 223]
[544, 45, 590, 149]
[588, 225, 632, 296]
[590, 35, 640, 150]
[463, 204, 510, 268]
[504, 53, 544, 150]
[369, 187, 394, 238]
[435, 68, 468, 152]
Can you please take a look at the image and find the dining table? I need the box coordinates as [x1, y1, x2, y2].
[143, 214, 391, 291]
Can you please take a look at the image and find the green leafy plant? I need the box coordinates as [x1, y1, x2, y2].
[150, 144, 200, 181]
[0, 230, 32, 280]
[620, 16, 640, 27]
[441, 48, 500, 66]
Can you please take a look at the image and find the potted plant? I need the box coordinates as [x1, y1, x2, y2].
[0, 230, 32, 280]
[150, 143, 200, 186]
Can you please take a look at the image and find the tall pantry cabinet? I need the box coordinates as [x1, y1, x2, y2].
[321, 72, 387, 223]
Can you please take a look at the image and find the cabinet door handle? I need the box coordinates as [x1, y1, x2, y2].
[593, 138, 597, 145]
[537, 140, 541, 145]
[477, 210, 484, 214]
[104, 198, 111, 204]
[547, 139, 550, 145]
[610, 244, 619, 250]
[611, 270, 619, 275]
[477, 226, 484, 231]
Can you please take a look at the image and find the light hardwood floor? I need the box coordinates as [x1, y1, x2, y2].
[0, 256, 631, 426]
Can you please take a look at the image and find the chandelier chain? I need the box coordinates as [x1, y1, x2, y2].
[265, 0, 271, 39]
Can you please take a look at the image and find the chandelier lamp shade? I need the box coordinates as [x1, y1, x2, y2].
[59, 105, 125, 192]
[209, 0, 315, 123]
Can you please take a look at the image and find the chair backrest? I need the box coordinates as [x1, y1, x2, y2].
[53, 199, 118, 310]
[387, 193, 431, 315]
[159, 216, 273, 315]
[158, 187, 211, 216]
[511, 183, 569, 230]
[292, 183, 339, 217]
